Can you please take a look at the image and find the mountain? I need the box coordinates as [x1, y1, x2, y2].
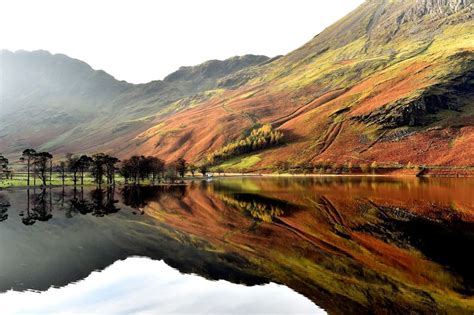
[1, 0, 473, 168]
[0, 51, 268, 157]
[126, 0, 473, 168]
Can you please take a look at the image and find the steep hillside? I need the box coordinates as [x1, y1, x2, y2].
[0, 51, 268, 157]
[1, 0, 472, 169]
[128, 0, 473, 168]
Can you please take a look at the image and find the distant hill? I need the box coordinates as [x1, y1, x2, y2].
[1, 0, 473, 169]
[0, 51, 268, 157]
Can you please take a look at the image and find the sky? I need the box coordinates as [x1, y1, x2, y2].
[1, 0, 364, 83]
[0, 257, 325, 314]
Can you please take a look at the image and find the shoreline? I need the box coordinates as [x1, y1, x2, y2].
[2, 173, 472, 190]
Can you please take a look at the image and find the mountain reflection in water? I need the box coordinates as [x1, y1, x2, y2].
[0, 177, 473, 314]
[0, 257, 320, 314]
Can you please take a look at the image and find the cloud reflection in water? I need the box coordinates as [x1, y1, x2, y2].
[0, 257, 323, 314]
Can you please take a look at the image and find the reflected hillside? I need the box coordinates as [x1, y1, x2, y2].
[0, 186, 269, 293]
[142, 178, 474, 314]
[0, 178, 473, 314]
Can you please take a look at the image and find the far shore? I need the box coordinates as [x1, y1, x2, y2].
[2, 172, 473, 189]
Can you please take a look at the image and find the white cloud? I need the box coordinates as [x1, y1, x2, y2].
[0, 0, 364, 83]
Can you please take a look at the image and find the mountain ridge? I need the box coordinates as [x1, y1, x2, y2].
[0, 50, 269, 157]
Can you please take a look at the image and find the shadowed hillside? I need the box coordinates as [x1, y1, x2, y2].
[0, 51, 268, 156]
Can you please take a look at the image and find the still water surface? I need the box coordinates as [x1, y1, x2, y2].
[0, 177, 473, 314]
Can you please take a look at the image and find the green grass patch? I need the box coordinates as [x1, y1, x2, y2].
[212, 154, 262, 172]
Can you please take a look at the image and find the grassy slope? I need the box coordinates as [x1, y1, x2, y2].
[127, 0, 473, 169]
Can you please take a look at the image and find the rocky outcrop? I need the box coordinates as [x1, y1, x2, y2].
[353, 54, 474, 128]
[410, 0, 472, 17]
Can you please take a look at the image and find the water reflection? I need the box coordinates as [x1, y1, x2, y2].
[0, 192, 10, 222]
[14, 187, 122, 224]
[0, 257, 321, 315]
[0, 177, 473, 314]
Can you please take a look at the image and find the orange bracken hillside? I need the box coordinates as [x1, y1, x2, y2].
[121, 0, 473, 169]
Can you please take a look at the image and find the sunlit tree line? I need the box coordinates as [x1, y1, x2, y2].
[207, 124, 283, 164]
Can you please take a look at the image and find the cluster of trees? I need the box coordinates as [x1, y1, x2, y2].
[63, 153, 120, 187]
[120, 155, 165, 184]
[20, 149, 54, 186]
[120, 156, 210, 184]
[17, 149, 120, 187]
[9, 148, 217, 188]
[207, 124, 283, 164]
[218, 192, 284, 223]
[275, 160, 380, 174]
[274, 160, 421, 174]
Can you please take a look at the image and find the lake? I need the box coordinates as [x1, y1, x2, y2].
[0, 177, 473, 314]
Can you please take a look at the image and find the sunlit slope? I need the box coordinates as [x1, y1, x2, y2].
[131, 0, 473, 167]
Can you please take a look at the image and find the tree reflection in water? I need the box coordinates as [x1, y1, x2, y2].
[0, 193, 10, 222]
[4, 185, 188, 225]
[121, 184, 186, 215]
[21, 189, 53, 225]
[15, 187, 121, 224]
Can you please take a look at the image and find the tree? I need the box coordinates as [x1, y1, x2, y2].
[165, 164, 178, 183]
[32, 152, 53, 186]
[91, 153, 107, 187]
[275, 161, 290, 173]
[77, 155, 93, 186]
[175, 158, 187, 178]
[216, 167, 224, 176]
[360, 163, 369, 174]
[0, 154, 8, 171]
[21, 149, 37, 186]
[199, 164, 208, 177]
[121, 156, 141, 184]
[347, 162, 353, 174]
[370, 161, 378, 174]
[188, 164, 197, 177]
[149, 157, 165, 184]
[66, 153, 80, 186]
[104, 155, 120, 186]
[0, 154, 8, 180]
[57, 161, 67, 186]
